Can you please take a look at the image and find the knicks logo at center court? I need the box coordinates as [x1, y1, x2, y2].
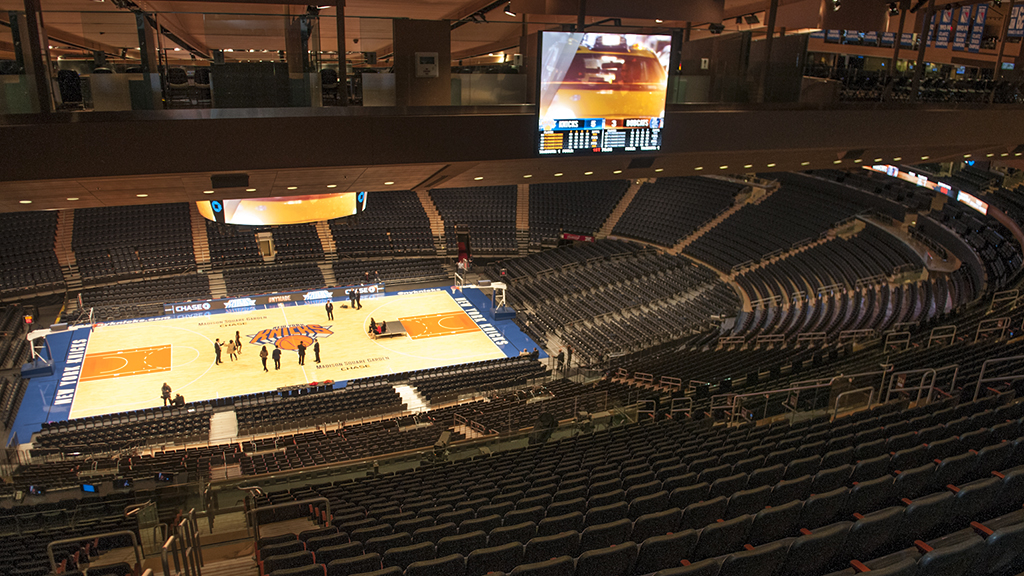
[249, 324, 333, 351]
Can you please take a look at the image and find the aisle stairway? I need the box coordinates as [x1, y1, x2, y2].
[319, 262, 339, 288]
[189, 203, 212, 266]
[314, 220, 337, 257]
[597, 179, 645, 238]
[394, 384, 429, 413]
[208, 410, 238, 444]
[207, 272, 227, 299]
[415, 190, 448, 257]
[670, 182, 778, 254]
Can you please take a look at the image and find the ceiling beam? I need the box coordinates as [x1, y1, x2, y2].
[0, 14, 122, 57]
[138, 4, 212, 59]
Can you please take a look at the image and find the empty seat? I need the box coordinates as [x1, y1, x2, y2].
[692, 515, 753, 561]
[316, 542, 365, 565]
[779, 521, 852, 576]
[717, 538, 791, 576]
[537, 512, 585, 537]
[509, 556, 574, 576]
[748, 498, 802, 547]
[725, 486, 770, 519]
[523, 531, 580, 564]
[413, 522, 458, 544]
[382, 542, 435, 571]
[437, 531, 487, 558]
[405, 553, 466, 576]
[573, 541, 638, 576]
[489, 521, 537, 547]
[578, 518, 632, 553]
[464, 542, 524, 576]
[326, 553, 382, 576]
[628, 491, 670, 520]
[631, 507, 682, 543]
[634, 530, 699, 575]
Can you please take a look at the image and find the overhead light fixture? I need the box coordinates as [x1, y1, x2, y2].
[584, 171, 593, 175]
[287, 186, 298, 190]
[326, 184, 337, 188]
[654, 168, 664, 172]
[831, 0, 841, 11]
[554, 173, 563, 177]
[719, 165, 728, 170]
[67, 197, 79, 201]
[504, 2, 516, 17]
[801, 161, 811, 166]
[203, 190, 215, 194]
[921, 155, 929, 160]
[744, 164, 753, 169]
[136, 193, 148, 197]
[964, 154, 972, 158]
[695, 167, 704, 171]
[384, 181, 395, 185]
[655, 19, 664, 23]
[854, 159, 862, 163]
[523, 174, 533, 178]
[767, 163, 776, 168]
[987, 153, 994, 157]
[833, 160, 843, 164]
[709, 23, 726, 34]
[874, 158, 883, 162]
[19, 200, 32, 204]
[888, 2, 900, 16]
[613, 170, 622, 174]
[474, 176, 484, 180]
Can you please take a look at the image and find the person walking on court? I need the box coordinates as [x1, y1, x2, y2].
[326, 301, 334, 320]
[235, 331, 242, 354]
[355, 289, 362, 309]
[214, 339, 223, 364]
[260, 346, 269, 372]
[297, 342, 306, 366]
[226, 339, 237, 361]
[272, 346, 282, 370]
[314, 340, 321, 364]
[161, 382, 172, 406]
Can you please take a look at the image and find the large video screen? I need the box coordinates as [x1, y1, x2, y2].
[197, 191, 367, 225]
[537, 32, 671, 156]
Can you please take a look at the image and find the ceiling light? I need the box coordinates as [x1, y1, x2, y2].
[654, 168, 664, 172]
[523, 175, 532, 178]
[888, 2, 899, 16]
[833, 160, 843, 164]
[964, 154, 972, 158]
[695, 167, 703, 171]
[474, 176, 484, 180]
[203, 190, 215, 194]
[67, 197, 79, 201]
[613, 170, 622, 174]
[743, 164, 753, 169]
[920, 155, 929, 160]
[503, 2, 516, 17]
[327, 184, 337, 188]
[19, 200, 32, 204]
[287, 186, 297, 190]
[719, 165, 728, 170]
[987, 153, 994, 157]
[874, 158, 883, 162]
[1016, 153, 1022, 157]
[831, 0, 841, 11]
[854, 159, 862, 163]
[1001, 153, 1009, 157]
[893, 157, 902, 161]
[801, 161, 810, 166]
[384, 181, 395, 185]
[554, 173, 563, 177]
[584, 171, 593, 175]
[136, 193, 148, 197]
[767, 163, 776, 168]
[655, 19, 663, 23]
[246, 188, 256, 192]
[174, 47, 181, 51]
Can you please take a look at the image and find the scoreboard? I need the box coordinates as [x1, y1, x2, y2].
[539, 117, 663, 155]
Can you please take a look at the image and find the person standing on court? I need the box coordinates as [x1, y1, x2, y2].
[297, 342, 306, 366]
[214, 339, 223, 364]
[260, 346, 269, 372]
[235, 331, 242, 354]
[161, 382, 172, 406]
[314, 340, 321, 364]
[226, 339, 237, 361]
[348, 289, 355, 309]
[355, 289, 362, 309]
[326, 300, 334, 320]
[272, 346, 282, 370]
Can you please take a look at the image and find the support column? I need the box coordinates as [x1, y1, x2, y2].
[884, 2, 908, 101]
[393, 19, 451, 106]
[136, 12, 162, 109]
[335, 1, 347, 106]
[20, 0, 53, 113]
[758, 0, 779, 103]
[576, 0, 586, 33]
[909, 0, 935, 103]
[993, 0, 1016, 87]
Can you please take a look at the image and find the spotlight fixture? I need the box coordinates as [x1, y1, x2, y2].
[503, 2, 515, 17]
[831, 0, 841, 11]
[709, 22, 726, 34]
[888, 2, 900, 15]
[993, 0, 1002, 6]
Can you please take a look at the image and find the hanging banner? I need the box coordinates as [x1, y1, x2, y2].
[826, 29, 842, 43]
[952, 6, 972, 51]
[900, 32, 915, 47]
[925, 13, 936, 45]
[936, 8, 953, 48]
[880, 32, 895, 47]
[844, 30, 860, 43]
[810, 29, 826, 39]
[1009, 5, 1024, 37]
[968, 4, 987, 52]
[863, 31, 878, 46]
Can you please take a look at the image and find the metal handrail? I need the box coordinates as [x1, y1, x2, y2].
[974, 355, 1024, 402]
[47, 530, 143, 576]
[833, 386, 875, 418]
[884, 368, 937, 405]
[247, 496, 330, 544]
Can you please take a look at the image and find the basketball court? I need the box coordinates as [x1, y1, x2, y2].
[63, 288, 519, 419]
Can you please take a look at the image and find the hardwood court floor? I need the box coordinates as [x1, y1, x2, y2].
[69, 290, 505, 419]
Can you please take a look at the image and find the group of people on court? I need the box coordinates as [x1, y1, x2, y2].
[160, 382, 186, 407]
[213, 331, 244, 364]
